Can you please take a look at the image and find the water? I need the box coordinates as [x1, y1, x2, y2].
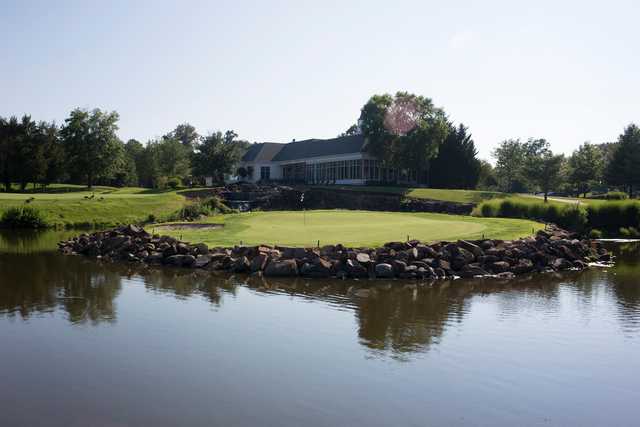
[1, 230, 639, 427]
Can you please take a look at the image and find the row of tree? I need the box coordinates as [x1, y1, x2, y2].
[491, 124, 640, 199]
[0, 109, 248, 190]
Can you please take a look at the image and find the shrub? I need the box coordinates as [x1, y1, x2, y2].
[0, 206, 48, 228]
[202, 196, 234, 214]
[476, 198, 588, 231]
[588, 229, 603, 239]
[605, 191, 628, 200]
[586, 201, 640, 232]
[167, 177, 182, 190]
[619, 227, 631, 237]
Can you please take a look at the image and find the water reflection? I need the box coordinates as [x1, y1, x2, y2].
[1, 233, 639, 355]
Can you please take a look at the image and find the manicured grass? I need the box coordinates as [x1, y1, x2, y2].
[314, 185, 505, 204]
[0, 187, 185, 228]
[157, 210, 543, 247]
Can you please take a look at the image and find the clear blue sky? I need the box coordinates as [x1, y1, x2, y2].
[2, 0, 639, 159]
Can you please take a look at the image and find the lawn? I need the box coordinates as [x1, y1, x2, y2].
[156, 210, 544, 247]
[314, 185, 505, 204]
[0, 187, 185, 228]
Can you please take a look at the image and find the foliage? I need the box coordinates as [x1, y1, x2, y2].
[191, 130, 249, 184]
[475, 198, 588, 230]
[521, 139, 565, 202]
[0, 116, 64, 191]
[492, 139, 526, 192]
[603, 191, 628, 200]
[358, 92, 449, 183]
[477, 160, 498, 190]
[429, 124, 481, 189]
[568, 142, 604, 197]
[164, 123, 200, 149]
[605, 124, 640, 197]
[0, 206, 48, 228]
[588, 229, 603, 239]
[60, 108, 123, 189]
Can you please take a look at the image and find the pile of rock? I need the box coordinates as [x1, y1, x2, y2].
[58, 224, 611, 280]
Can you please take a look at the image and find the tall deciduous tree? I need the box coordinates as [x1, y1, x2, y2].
[192, 130, 248, 183]
[521, 140, 565, 202]
[568, 142, 604, 197]
[605, 124, 640, 198]
[359, 92, 448, 184]
[165, 123, 200, 149]
[60, 108, 123, 189]
[492, 139, 525, 192]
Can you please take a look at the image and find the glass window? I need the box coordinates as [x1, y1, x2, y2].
[260, 166, 270, 180]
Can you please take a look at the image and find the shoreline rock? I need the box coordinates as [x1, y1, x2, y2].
[58, 224, 613, 281]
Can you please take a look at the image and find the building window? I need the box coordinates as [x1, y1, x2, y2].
[260, 166, 270, 180]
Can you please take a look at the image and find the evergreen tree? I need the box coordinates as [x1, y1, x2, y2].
[605, 124, 640, 197]
[430, 123, 481, 189]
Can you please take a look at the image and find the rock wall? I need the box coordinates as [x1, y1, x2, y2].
[58, 224, 611, 281]
[187, 184, 475, 215]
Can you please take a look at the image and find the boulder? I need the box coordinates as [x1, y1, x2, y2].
[458, 240, 484, 258]
[356, 252, 371, 265]
[552, 258, 572, 270]
[375, 263, 395, 278]
[250, 253, 269, 272]
[264, 259, 298, 277]
[193, 255, 211, 268]
[490, 261, 511, 273]
[346, 259, 368, 278]
[231, 256, 251, 273]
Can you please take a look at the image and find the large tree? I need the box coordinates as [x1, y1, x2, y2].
[492, 139, 526, 192]
[605, 124, 640, 198]
[429, 123, 481, 189]
[60, 108, 123, 189]
[359, 92, 448, 184]
[521, 140, 565, 202]
[568, 142, 604, 197]
[165, 123, 200, 149]
[192, 130, 248, 183]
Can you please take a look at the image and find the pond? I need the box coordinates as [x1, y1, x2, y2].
[1, 230, 639, 426]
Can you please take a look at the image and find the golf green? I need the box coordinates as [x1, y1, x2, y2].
[158, 210, 544, 247]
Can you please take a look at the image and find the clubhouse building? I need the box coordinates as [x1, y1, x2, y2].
[237, 134, 418, 186]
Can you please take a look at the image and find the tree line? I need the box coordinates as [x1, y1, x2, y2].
[0, 109, 248, 191]
[491, 124, 640, 199]
[3, 97, 640, 197]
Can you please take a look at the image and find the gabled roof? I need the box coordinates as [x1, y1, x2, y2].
[272, 134, 365, 162]
[241, 142, 284, 162]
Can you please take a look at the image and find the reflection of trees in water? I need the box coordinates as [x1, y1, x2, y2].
[1, 239, 639, 351]
[0, 229, 77, 254]
[138, 268, 238, 307]
[0, 253, 121, 324]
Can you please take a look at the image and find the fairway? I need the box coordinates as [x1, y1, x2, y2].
[0, 187, 185, 228]
[158, 210, 543, 247]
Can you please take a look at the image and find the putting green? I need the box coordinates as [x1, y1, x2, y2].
[158, 210, 543, 247]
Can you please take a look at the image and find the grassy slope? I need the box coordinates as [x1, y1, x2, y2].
[0, 187, 185, 228]
[314, 185, 505, 204]
[158, 210, 543, 247]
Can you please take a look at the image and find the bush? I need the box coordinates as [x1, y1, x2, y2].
[586, 201, 640, 232]
[476, 198, 588, 230]
[167, 177, 181, 190]
[588, 229, 603, 239]
[202, 196, 234, 214]
[0, 206, 48, 228]
[619, 227, 631, 237]
[605, 191, 628, 200]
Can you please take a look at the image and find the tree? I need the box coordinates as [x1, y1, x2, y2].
[192, 130, 248, 183]
[568, 142, 604, 197]
[60, 108, 123, 189]
[165, 123, 200, 149]
[429, 123, 481, 189]
[605, 124, 640, 198]
[359, 92, 448, 184]
[339, 123, 360, 137]
[492, 139, 526, 192]
[521, 140, 565, 202]
[477, 160, 497, 189]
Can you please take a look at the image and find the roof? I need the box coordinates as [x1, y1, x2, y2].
[271, 134, 365, 162]
[241, 142, 284, 162]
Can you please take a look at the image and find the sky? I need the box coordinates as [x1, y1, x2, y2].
[1, 0, 639, 159]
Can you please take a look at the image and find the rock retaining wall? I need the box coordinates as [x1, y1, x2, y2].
[58, 224, 612, 281]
